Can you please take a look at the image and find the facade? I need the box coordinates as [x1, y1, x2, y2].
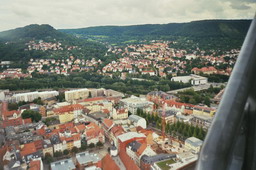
[84, 122, 105, 145]
[65, 88, 89, 102]
[193, 105, 216, 116]
[190, 114, 213, 130]
[53, 104, 84, 123]
[11, 91, 59, 102]
[185, 137, 203, 153]
[171, 74, 208, 85]
[42, 139, 53, 157]
[192, 66, 218, 75]
[120, 96, 154, 114]
[112, 108, 128, 120]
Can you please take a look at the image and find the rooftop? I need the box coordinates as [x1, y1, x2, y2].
[185, 137, 203, 147]
[118, 132, 146, 142]
[50, 158, 75, 170]
[141, 154, 176, 164]
[76, 151, 100, 165]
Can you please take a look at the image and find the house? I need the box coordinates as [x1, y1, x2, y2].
[42, 139, 53, 157]
[141, 70, 155, 76]
[84, 122, 105, 145]
[112, 108, 128, 120]
[192, 66, 217, 75]
[53, 104, 84, 123]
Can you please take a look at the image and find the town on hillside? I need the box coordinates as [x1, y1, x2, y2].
[0, 86, 225, 170]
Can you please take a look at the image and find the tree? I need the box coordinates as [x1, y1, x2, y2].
[53, 151, 62, 157]
[80, 143, 87, 151]
[8, 103, 18, 111]
[63, 149, 69, 155]
[44, 153, 53, 164]
[71, 147, 79, 154]
[88, 91, 92, 98]
[21, 110, 42, 122]
[89, 143, 95, 148]
[33, 97, 44, 105]
[96, 141, 103, 148]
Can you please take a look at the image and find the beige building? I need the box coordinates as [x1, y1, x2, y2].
[112, 108, 128, 120]
[65, 88, 89, 102]
[43, 139, 54, 157]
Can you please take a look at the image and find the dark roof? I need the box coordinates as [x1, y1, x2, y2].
[127, 141, 141, 152]
[141, 154, 176, 164]
[50, 134, 61, 144]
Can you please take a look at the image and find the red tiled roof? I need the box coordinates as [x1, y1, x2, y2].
[102, 154, 120, 170]
[102, 109, 110, 114]
[20, 142, 37, 157]
[82, 97, 105, 102]
[103, 119, 114, 128]
[137, 143, 147, 156]
[29, 160, 41, 170]
[85, 122, 103, 139]
[33, 140, 43, 151]
[53, 104, 84, 114]
[75, 124, 86, 133]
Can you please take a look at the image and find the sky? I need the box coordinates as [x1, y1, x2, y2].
[0, 0, 255, 31]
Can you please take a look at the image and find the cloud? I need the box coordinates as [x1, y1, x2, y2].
[0, 0, 255, 31]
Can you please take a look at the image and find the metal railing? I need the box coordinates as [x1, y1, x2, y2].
[196, 14, 256, 170]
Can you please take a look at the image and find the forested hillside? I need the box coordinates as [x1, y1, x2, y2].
[61, 19, 251, 50]
[0, 24, 107, 63]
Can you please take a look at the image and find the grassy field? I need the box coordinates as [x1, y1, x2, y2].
[156, 159, 176, 170]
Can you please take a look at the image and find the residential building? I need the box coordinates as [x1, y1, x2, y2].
[112, 108, 128, 120]
[10, 91, 59, 102]
[65, 88, 90, 102]
[192, 66, 218, 75]
[84, 122, 105, 145]
[42, 139, 53, 157]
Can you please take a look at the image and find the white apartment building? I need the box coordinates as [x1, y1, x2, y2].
[10, 91, 59, 102]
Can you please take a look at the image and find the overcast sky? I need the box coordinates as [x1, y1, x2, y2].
[0, 0, 255, 31]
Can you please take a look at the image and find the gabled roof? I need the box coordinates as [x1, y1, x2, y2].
[102, 154, 120, 170]
[102, 119, 114, 129]
[20, 142, 37, 157]
[29, 160, 41, 170]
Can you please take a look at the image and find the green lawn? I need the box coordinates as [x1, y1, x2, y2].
[156, 159, 176, 170]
